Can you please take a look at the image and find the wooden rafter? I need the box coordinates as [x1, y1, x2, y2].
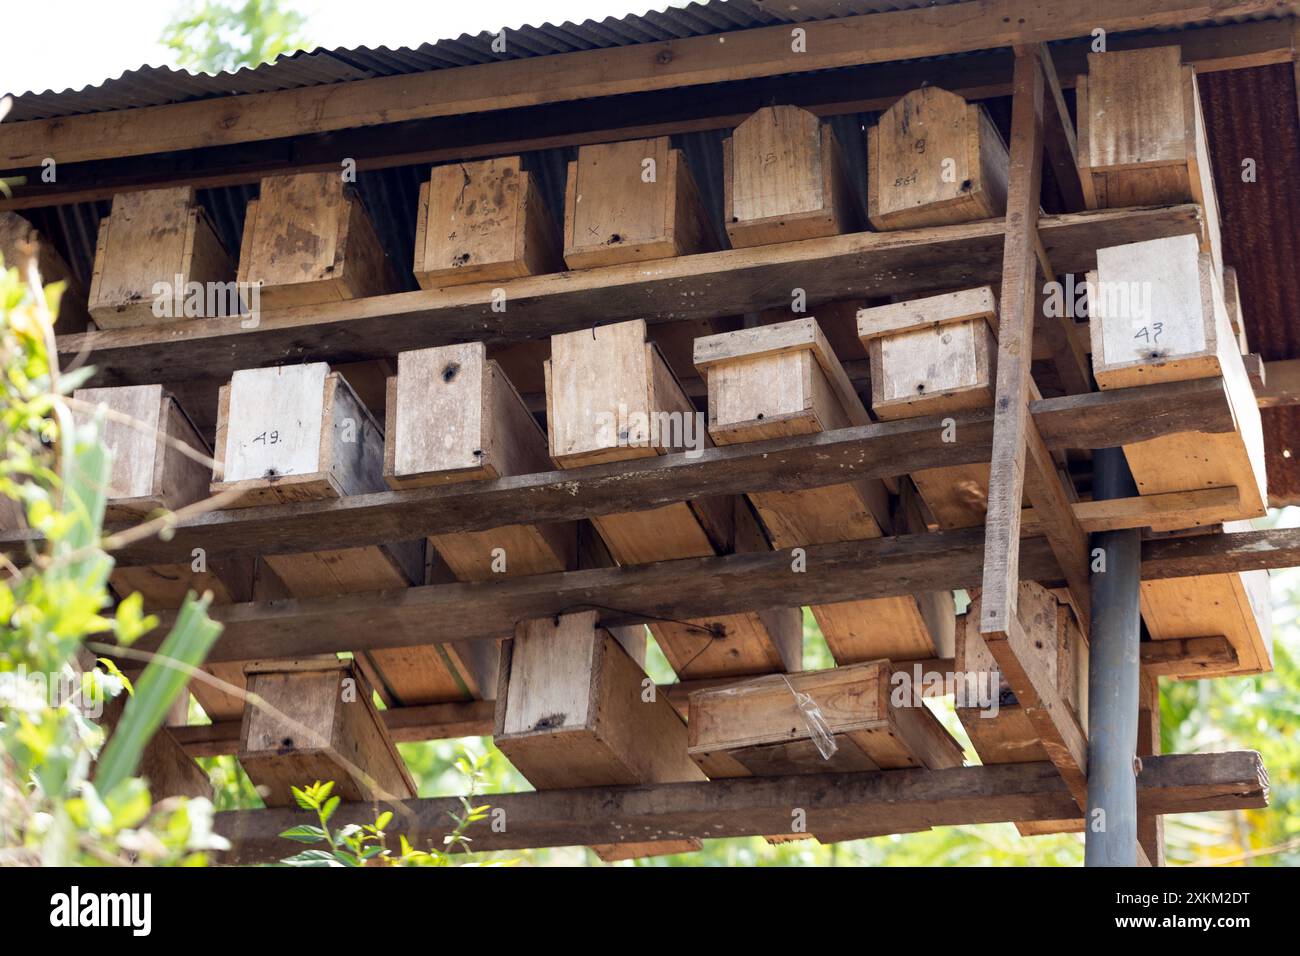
[980, 46, 1094, 808]
[113, 524, 1300, 667]
[212, 752, 1268, 863]
[0, 1, 1284, 169]
[5, 377, 1232, 568]
[58, 204, 1202, 387]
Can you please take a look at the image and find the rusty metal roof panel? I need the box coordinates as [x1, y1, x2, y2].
[2, 1, 960, 121]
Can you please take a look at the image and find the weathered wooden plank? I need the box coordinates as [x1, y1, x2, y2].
[3, 1, 1280, 169]
[57, 205, 1204, 388]
[118, 524, 1300, 668]
[53, 377, 1234, 570]
[213, 750, 1269, 862]
[2, 20, 1288, 211]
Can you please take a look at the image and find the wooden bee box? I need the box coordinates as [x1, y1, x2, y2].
[957, 585, 1087, 835]
[87, 186, 233, 328]
[695, 317, 954, 663]
[867, 86, 1009, 230]
[723, 105, 861, 248]
[1076, 45, 1221, 274]
[72, 384, 286, 724]
[545, 320, 801, 678]
[0, 212, 91, 333]
[237, 171, 399, 309]
[212, 364, 477, 706]
[857, 288, 1000, 529]
[413, 156, 562, 288]
[857, 286, 999, 421]
[382, 341, 579, 700]
[495, 612, 704, 860]
[73, 384, 211, 522]
[688, 661, 964, 780]
[1091, 233, 1266, 522]
[239, 659, 416, 807]
[563, 137, 719, 269]
[1141, 521, 1273, 677]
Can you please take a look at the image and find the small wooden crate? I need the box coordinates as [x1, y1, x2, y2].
[1091, 233, 1266, 521]
[0, 212, 91, 333]
[1076, 46, 1221, 274]
[545, 320, 802, 678]
[867, 86, 1009, 230]
[562, 137, 719, 269]
[73, 383, 211, 522]
[88, 186, 233, 328]
[237, 171, 399, 309]
[695, 317, 955, 663]
[957, 584, 1087, 835]
[723, 105, 861, 248]
[688, 661, 965, 780]
[239, 659, 416, 807]
[413, 156, 562, 288]
[857, 286, 999, 421]
[857, 288, 999, 529]
[495, 611, 704, 860]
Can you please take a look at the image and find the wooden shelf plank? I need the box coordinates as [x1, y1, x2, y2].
[121, 525, 1300, 668]
[212, 751, 1268, 862]
[11, 377, 1230, 569]
[58, 205, 1202, 387]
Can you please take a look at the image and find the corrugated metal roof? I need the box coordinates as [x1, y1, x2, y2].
[4, 1, 966, 122]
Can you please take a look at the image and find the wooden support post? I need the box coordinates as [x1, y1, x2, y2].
[695, 317, 955, 662]
[722, 105, 862, 247]
[1037, 43, 1086, 213]
[562, 137, 720, 269]
[980, 47, 1091, 809]
[1136, 671, 1166, 866]
[413, 156, 562, 288]
[545, 319, 801, 678]
[959, 585, 1088, 835]
[495, 611, 704, 861]
[382, 341, 581, 701]
[238, 659, 416, 807]
[237, 171, 399, 309]
[87, 186, 234, 328]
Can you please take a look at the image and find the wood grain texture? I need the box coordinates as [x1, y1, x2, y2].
[214, 751, 1270, 861]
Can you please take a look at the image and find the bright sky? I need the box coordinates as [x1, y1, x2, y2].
[1, 0, 695, 97]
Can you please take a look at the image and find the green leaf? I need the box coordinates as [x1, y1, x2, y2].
[321, 794, 340, 824]
[279, 824, 328, 844]
[96, 657, 134, 697]
[94, 591, 221, 794]
[281, 849, 341, 867]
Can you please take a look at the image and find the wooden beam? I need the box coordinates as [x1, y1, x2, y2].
[2, 21, 1289, 213]
[984, 48, 1093, 633]
[57, 204, 1201, 389]
[117, 524, 1300, 668]
[212, 751, 1268, 862]
[0, 2, 1282, 170]
[21, 377, 1232, 569]
[1038, 42, 1087, 212]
